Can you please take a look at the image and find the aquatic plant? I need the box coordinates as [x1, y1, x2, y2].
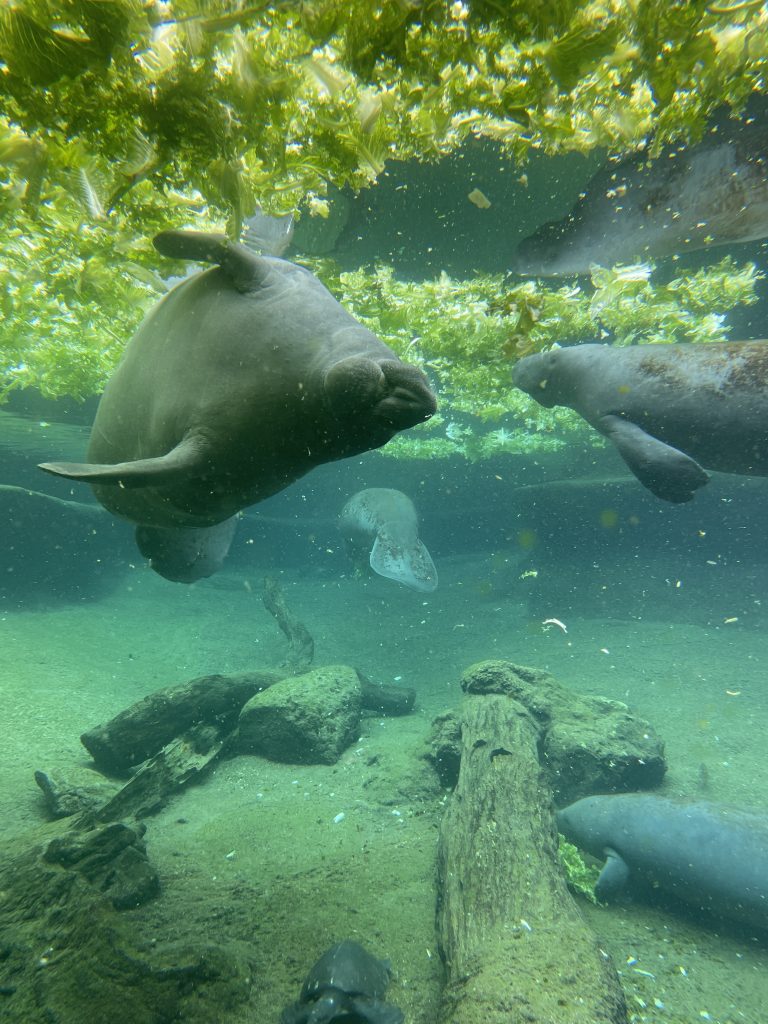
[1, 0, 766, 451]
[558, 835, 600, 903]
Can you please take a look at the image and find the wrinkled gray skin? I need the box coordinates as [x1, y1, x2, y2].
[512, 99, 768, 276]
[511, 340, 768, 503]
[281, 940, 404, 1024]
[339, 487, 438, 592]
[557, 794, 768, 931]
[40, 230, 436, 582]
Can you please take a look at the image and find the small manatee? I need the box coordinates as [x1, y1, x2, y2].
[339, 488, 437, 593]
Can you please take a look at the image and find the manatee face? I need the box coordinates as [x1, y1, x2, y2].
[511, 350, 562, 408]
[323, 357, 436, 452]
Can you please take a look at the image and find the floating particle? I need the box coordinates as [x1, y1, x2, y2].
[468, 188, 491, 209]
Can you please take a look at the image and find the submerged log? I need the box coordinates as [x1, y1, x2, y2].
[436, 693, 627, 1024]
[95, 726, 227, 822]
[81, 670, 284, 774]
[263, 576, 314, 673]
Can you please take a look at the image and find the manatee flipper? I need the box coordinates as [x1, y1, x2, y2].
[153, 229, 270, 293]
[38, 434, 210, 488]
[370, 535, 438, 593]
[595, 847, 631, 902]
[349, 998, 405, 1024]
[135, 516, 238, 583]
[598, 413, 710, 503]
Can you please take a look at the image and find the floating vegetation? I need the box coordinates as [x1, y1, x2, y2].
[1, 1, 766, 456]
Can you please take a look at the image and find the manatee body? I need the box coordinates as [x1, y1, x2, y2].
[512, 99, 768, 277]
[281, 940, 403, 1024]
[339, 487, 438, 592]
[511, 340, 768, 503]
[557, 794, 768, 931]
[40, 230, 436, 582]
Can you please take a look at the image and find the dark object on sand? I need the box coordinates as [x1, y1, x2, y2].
[281, 940, 403, 1024]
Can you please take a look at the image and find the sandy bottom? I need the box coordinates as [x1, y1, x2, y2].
[2, 553, 768, 1024]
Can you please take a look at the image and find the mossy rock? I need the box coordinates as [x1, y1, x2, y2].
[237, 665, 362, 765]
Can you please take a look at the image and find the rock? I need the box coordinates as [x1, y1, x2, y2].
[237, 665, 362, 764]
[543, 697, 666, 806]
[425, 661, 665, 803]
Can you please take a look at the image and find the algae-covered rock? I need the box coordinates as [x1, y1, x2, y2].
[237, 665, 362, 764]
[0, 837, 250, 1023]
[427, 660, 665, 803]
[544, 695, 666, 806]
[42, 820, 160, 910]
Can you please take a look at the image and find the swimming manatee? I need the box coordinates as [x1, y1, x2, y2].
[281, 940, 404, 1024]
[512, 340, 768, 503]
[512, 98, 768, 276]
[557, 794, 768, 931]
[339, 487, 437, 592]
[39, 230, 436, 582]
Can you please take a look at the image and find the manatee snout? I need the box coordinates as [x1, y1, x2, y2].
[512, 351, 560, 407]
[375, 361, 437, 429]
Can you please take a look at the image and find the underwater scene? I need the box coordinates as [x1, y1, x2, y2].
[3, 3, 768, 1023]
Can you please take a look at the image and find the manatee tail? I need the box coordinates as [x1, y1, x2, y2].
[370, 535, 438, 593]
[135, 517, 238, 583]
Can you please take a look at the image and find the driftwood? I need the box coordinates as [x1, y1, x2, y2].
[81, 670, 283, 774]
[71, 580, 414, 823]
[262, 575, 315, 673]
[94, 726, 227, 822]
[437, 693, 628, 1024]
[427, 660, 665, 805]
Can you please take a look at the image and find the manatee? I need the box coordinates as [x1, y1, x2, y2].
[512, 98, 768, 276]
[339, 487, 438, 592]
[557, 794, 768, 931]
[511, 340, 768, 503]
[39, 230, 436, 582]
[281, 940, 403, 1024]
